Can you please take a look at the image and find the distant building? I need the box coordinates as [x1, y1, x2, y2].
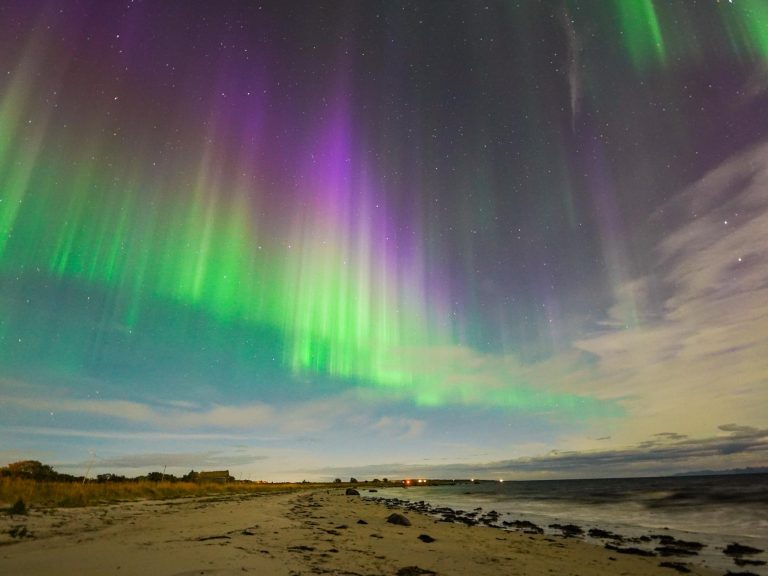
[188, 470, 234, 483]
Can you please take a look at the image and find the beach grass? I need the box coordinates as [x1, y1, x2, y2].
[0, 477, 323, 509]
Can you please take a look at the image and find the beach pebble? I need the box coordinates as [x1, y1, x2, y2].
[418, 534, 436, 543]
[396, 566, 436, 576]
[658, 561, 691, 573]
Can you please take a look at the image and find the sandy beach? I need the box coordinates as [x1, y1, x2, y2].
[0, 489, 719, 576]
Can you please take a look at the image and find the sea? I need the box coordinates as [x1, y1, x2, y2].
[367, 474, 768, 575]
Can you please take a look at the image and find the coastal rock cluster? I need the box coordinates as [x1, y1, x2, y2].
[366, 496, 766, 576]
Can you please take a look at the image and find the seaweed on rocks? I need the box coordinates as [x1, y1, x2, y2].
[659, 561, 692, 573]
[502, 519, 543, 534]
[587, 528, 624, 541]
[724, 543, 764, 557]
[605, 543, 657, 557]
[652, 535, 705, 551]
[550, 523, 584, 537]
[734, 559, 767, 567]
[656, 546, 699, 557]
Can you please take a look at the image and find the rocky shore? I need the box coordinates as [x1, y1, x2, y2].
[365, 494, 766, 576]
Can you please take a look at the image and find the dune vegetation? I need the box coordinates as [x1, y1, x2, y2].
[0, 461, 332, 509]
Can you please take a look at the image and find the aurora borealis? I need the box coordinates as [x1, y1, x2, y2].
[2, 0, 767, 480]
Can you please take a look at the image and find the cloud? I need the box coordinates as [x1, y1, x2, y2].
[1, 390, 274, 430]
[0, 426, 253, 441]
[380, 344, 619, 419]
[371, 416, 425, 439]
[561, 142, 768, 446]
[307, 424, 768, 480]
[0, 381, 422, 443]
[67, 450, 266, 470]
[5, 395, 157, 421]
[652, 432, 688, 441]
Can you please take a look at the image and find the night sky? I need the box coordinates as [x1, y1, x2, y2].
[1, 0, 767, 481]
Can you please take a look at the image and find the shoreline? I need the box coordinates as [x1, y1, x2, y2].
[0, 489, 730, 575]
[364, 492, 767, 576]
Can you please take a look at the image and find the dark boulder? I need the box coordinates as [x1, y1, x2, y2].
[386, 512, 412, 526]
[345, 488, 360, 496]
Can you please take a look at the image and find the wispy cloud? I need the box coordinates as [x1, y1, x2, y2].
[1, 382, 424, 442]
[59, 450, 267, 470]
[371, 416, 425, 439]
[0, 425, 253, 441]
[378, 344, 618, 419]
[566, 142, 768, 446]
[1, 391, 275, 430]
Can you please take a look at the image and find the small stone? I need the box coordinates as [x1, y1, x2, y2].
[396, 567, 436, 576]
[418, 534, 436, 543]
[658, 561, 691, 573]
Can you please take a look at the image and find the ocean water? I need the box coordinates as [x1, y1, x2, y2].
[368, 474, 768, 575]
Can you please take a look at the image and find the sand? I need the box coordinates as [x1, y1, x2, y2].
[0, 489, 718, 575]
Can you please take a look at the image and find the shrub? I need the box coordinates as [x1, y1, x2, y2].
[9, 497, 26, 515]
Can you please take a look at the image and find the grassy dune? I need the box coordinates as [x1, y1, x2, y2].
[0, 477, 323, 508]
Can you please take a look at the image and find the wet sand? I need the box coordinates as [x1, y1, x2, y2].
[0, 489, 718, 575]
